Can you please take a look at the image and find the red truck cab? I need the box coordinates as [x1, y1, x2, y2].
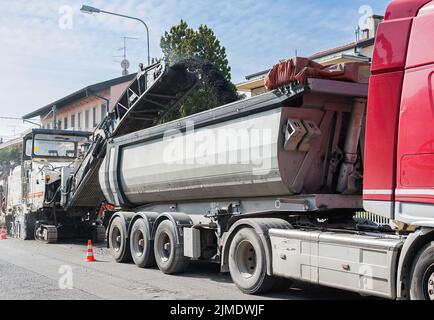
[364, 0, 434, 226]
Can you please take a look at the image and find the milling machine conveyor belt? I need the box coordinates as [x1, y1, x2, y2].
[112, 60, 198, 138]
[65, 60, 199, 208]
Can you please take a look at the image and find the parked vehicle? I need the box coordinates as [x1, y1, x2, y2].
[2, 129, 105, 243]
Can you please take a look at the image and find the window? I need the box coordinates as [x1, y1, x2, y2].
[85, 110, 90, 130]
[32, 133, 89, 158]
[101, 103, 107, 120]
[25, 139, 33, 158]
[93, 106, 98, 128]
[64, 117, 68, 130]
[34, 134, 75, 158]
[47, 123, 51, 130]
[78, 112, 82, 130]
[57, 120, 62, 130]
[71, 114, 76, 130]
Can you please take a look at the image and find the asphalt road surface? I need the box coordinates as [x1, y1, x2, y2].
[0, 238, 377, 300]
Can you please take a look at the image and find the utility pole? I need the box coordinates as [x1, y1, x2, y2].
[115, 36, 138, 76]
[52, 105, 57, 129]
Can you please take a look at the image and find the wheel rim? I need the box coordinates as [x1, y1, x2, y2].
[111, 226, 122, 252]
[234, 240, 257, 279]
[132, 229, 145, 257]
[34, 224, 40, 240]
[424, 264, 434, 300]
[157, 232, 171, 262]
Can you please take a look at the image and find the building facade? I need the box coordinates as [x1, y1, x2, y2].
[236, 15, 383, 96]
[23, 74, 135, 132]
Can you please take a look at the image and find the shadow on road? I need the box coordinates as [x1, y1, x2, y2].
[176, 261, 380, 300]
[52, 240, 382, 300]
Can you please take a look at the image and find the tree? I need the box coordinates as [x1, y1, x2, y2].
[160, 20, 238, 122]
[0, 144, 21, 178]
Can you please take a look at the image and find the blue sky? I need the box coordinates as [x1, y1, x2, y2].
[0, 0, 389, 140]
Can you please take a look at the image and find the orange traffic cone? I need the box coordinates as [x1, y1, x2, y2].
[86, 240, 96, 262]
[1, 225, 7, 240]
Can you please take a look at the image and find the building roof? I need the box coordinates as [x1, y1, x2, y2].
[23, 73, 136, 119]
[309, 37, 375, 59]
[246, 69, 272, 81]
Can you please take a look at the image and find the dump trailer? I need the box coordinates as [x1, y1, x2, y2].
[99, 0, 434, 300]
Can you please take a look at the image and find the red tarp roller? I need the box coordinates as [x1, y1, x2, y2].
[265, 57, 370, 90]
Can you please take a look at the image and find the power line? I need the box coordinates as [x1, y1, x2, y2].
[0, 116, 41, 127]
[0, 116, 23, 121]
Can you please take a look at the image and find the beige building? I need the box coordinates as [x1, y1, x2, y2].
[237, 15, 383, 96]
[23, 74, 135, 132]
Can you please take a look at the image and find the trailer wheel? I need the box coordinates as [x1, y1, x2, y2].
[154, 220, 189, 274]
[108, 217, 131, 263]
[228, 227, 276, 295]
[130, 219, 155, 268]
[410, 241, 434, 300]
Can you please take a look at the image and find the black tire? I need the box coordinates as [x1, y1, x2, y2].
[34, 222, 57, 244]
[228, 227, 277, 295]
[92, 224, 106, 244]
[108, 217, 131, 263]
[130, 218, 156, 268]
[154, 220, 189, 274]
[410, 241, 434, 300]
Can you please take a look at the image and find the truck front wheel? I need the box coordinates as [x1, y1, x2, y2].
[154, 220, 189, 274]
[108, 217, 131, 263]
[228, 227, 276, 295]
[410, 241, 434, 300]
[130, 218, 155, 268]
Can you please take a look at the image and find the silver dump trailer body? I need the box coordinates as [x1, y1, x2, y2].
[100, 78, 368, 210]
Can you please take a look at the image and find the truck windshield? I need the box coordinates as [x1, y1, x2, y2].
[33, 134, 86, 158]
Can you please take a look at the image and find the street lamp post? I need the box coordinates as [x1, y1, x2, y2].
[80, 5, 151, 66]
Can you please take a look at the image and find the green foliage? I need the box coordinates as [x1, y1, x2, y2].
[160, 20, 238, 122]
[0, 145, 21, 163]
[161, 20, 232, 81]
[0, 144, 21, 176]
